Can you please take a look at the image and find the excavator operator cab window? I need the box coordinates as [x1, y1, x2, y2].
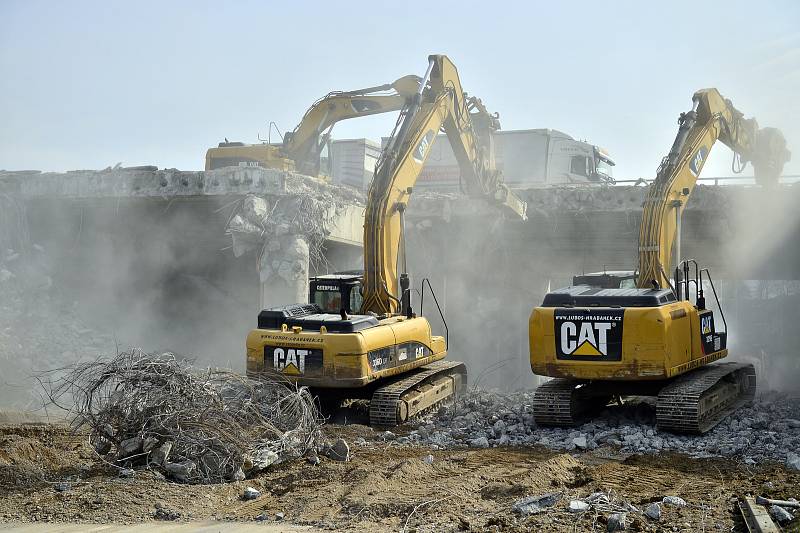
[309, 275, 363, 314]
[312, 287, 343, 313]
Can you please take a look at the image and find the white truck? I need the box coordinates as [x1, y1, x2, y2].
[329, 129, 614, 191]
[414, 128, 614, 191]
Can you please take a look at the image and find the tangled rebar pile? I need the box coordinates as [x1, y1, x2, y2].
[42, 349, 323, 484]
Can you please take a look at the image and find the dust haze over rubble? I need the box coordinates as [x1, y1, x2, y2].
[719, 183, 800, 393]
[0, 190, 259, 409]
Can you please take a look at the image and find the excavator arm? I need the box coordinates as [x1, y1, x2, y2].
[360, 55, 527, 315]
[636, 88, 790, 289]
[206, 76, 419, 174]
[283, 75, 420, 176]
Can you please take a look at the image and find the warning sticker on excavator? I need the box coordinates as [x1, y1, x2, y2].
[554, 309, 624, 361]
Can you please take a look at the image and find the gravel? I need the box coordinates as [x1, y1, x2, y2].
[403, 388, 800, 464]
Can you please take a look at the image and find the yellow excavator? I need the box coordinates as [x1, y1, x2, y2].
[529, 88, 790, 433]
[246, 55, 526, 426]
[205, 75, 421, 176]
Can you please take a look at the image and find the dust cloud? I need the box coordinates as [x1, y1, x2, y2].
[718, 184, 800, 392]
[1, 176, 798, 411]
[0, 193, 259, 410]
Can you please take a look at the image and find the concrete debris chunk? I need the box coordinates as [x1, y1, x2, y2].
[770, 505, 793, 524]
[275, 512, 285, 520]
[53, 482, 70, 492]
[306, 455, 321, 466]
[512, 492, 562, 515]
[569, 500, 590, 513]
[250, 449, 280, 469]
[572, 435, 588, 449]
[326, 438, 350, 461]
[118, 436, 142, 457]
[142, 436, 159, 453]
[242, 487, 261, 500]
[164, 460, 196, 482]
[148, 441, 172, 467]
[662, 495, 687, 507]
[93, 438, 112, 456]
[232, 468, 246, 481]
[469, 436, 489, 448]
[118, 468, 135, 478]
[644, 502, 661, 521]
[607, 512, 627, 531]
[422, 454, 434, 465]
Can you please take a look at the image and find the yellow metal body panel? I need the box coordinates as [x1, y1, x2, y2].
[529, 301, 727, 380]
[205, 144, 295, 172]
[246, 316, 446, 388]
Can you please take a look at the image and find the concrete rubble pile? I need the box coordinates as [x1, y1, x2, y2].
[399, 389, 800, 465]
[42, 349, 323, 484]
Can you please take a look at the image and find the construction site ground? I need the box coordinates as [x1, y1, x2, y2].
[1, 415, 799, 533]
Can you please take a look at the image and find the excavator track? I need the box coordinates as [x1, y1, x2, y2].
[532, 379, 611, 427]
[369, 360, 467, 427]
[656, 362, 756, 434]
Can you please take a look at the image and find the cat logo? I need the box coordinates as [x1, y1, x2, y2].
[413, 130, 436, 163]
[560, 321, 613, 356]
[272, 347, 307, 375]
[554, 309, 624, 361]
[701, 315, 713, 334]
[689, 146, 708, 177]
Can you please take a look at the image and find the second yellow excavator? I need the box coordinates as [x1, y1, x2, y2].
[529, 88, 790, 433]
[205, 75, 421, 176]
[245, 55, 526, 426]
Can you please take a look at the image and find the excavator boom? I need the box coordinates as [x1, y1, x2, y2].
[361, 54, 526, 315]
[205, 75, 419, 175]
[283, 75, 420, 176]
[247, 55, 522, 428]
[637, 89, 790, 289]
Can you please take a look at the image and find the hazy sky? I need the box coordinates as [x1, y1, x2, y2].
[1, 0, 798, 179]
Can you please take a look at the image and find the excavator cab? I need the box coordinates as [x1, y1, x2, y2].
[309, 272, 363, 314]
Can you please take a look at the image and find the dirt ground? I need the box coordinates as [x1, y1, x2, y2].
[1, 420, 799, 533]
